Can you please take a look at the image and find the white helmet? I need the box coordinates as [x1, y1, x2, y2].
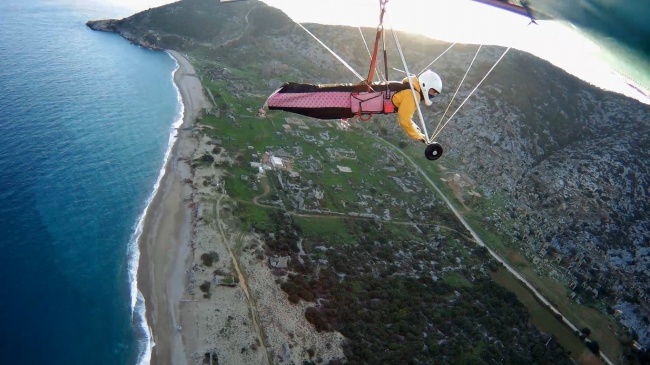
[418, 70, 442, 106]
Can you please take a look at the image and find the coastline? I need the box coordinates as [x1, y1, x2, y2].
[136, 50, 206, 365]
[137, 49, 347, 365]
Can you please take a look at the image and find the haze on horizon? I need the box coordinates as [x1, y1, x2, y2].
[84, 0, 649, 105]
[262, 0, 650, 105]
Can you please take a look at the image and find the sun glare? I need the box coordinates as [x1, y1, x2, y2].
[75, 0, 649, 104]
[263, 0, 650, 104]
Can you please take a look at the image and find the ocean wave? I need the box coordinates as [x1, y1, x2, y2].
[128, 51, 184, 365]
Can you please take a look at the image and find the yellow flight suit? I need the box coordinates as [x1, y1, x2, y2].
[391, 76, 426, 141]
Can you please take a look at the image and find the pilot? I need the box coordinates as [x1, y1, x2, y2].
[391, 70, 442, 143]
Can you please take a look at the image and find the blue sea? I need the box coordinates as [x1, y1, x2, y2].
[0, 1, 180, 364]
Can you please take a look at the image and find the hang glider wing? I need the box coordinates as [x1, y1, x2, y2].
[472, 0, 551, 23]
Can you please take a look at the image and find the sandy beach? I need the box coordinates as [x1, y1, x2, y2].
[137, 50, 206, 365]
[137, 50, 345, 365]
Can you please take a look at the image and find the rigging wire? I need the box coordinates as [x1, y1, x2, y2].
[417, 42, 457, 76]
[392, 42, 456, 77]
[294, 22, 365, 81]
[390, 25, 430, 142]
[431, 47, 511, 140]
[290, 0, 510, 141]
[431, 44, 482, 138]
[365, 0, 390, 85]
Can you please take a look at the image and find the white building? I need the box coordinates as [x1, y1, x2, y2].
[271, 156, 284, 168]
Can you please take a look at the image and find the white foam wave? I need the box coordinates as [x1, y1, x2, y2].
[133, 291, 153, 365]
[127, 52, 184, 365]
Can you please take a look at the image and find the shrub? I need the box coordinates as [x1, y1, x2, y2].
[201, 251, 220, 267]
[200, 153, 214, 163]
[305, 307, 330, 332]
[199, 281, 211, 293]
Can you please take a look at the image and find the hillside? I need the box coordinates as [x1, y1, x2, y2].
[87, 0, 650, 362]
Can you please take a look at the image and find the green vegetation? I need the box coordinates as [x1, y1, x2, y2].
[443, 272, 472, 288]
[256, 212, 573, 364]
[199, 281, 211, 299]
[186, 82, 577, 363]
[232, 202, 269, 232]
[200, 251, 220, 267]
[293, 217, 355, 245]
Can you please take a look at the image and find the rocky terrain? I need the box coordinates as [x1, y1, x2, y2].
[437, 48, 650, 346]
[87, 0, 650, 352]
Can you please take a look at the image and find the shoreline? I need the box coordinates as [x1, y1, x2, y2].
[136, 50, 206, 365]
[136, 49, 347, 365]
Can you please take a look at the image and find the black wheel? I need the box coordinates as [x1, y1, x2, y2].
[424, 142, 443, 161]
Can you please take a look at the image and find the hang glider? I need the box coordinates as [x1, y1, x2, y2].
[261, 0, 541, 161]
[474, 0, 533, 18]
[473, 0, 552, 24]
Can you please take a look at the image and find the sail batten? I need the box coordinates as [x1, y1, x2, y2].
[472, 0, 534, 19]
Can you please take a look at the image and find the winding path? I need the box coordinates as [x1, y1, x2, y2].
[372, 134, 615, 365]
[214, 195, 271, 365]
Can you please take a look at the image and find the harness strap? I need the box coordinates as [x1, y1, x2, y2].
[366, 0, 389, 90]
[359, 27, 385, 84]
[351, 89, 392, 120]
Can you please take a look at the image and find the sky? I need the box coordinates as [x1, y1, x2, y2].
[86, 0, 649, 105]
[260, 0, 650, 105]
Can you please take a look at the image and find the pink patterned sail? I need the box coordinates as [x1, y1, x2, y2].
[264, 81, 409, 119]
